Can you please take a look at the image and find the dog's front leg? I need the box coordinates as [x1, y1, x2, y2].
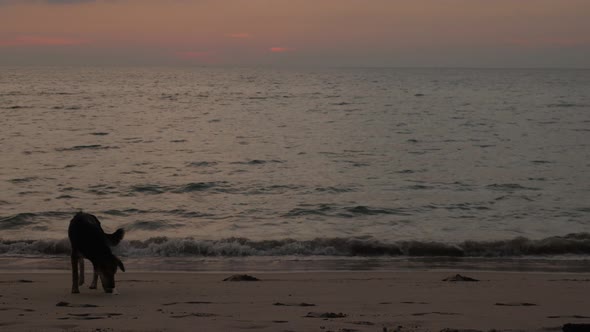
[89, 268, 98, 289]
[78, 257, 85, 286]
[71, 253, 80, 294]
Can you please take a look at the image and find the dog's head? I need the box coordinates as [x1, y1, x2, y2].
[96, 255, 125, 293]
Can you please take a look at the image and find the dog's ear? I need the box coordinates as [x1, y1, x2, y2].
[115, 256, 125, 272]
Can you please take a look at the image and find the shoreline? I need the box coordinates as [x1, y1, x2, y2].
[1, 255, 589, 274]
[1, 270, 589, 331]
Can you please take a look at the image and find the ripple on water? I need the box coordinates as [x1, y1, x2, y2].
[283, 204, 412, 218]
[101, 208, 212, 218]
[486, 183, 540, 191]
[129, 184, 172, 195]
[7, 177, 40, 184]
[0, 211, 72, 230]
[55, 145, 119, 152]
[313, 186, 356, 193]
[0, 213, 37, 229]
[187, 161, 218, 167]
[230, 159, 285, 165]
[126, 220, 183, 231]
[176, 182, 226, 193]
[546, 103, 587, 108]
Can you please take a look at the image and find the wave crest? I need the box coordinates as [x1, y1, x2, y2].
[1, 234, 589, 257]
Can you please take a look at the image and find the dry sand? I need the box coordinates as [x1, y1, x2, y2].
[1, 270, 589, 331]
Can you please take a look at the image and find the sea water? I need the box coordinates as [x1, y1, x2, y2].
[1, 67, 589, 260]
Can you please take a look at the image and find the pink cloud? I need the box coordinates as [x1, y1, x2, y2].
[227, 33, 251, 39]
[269, 47, 293, 53]
[0, 36, 88, 47]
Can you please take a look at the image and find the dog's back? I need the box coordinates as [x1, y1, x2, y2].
[69, 212, 124, 259]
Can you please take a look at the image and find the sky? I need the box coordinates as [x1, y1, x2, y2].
[0, 0, 589, 67]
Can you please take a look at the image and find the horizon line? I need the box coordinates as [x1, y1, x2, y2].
[0, 64, 589, 70]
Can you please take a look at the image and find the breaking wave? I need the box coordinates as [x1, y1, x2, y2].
[1, 233, 589, 258]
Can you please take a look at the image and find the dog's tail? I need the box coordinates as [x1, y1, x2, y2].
[107, 228, 125, 246]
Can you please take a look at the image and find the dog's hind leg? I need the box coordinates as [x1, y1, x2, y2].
[89, 268, 98, 289]
[78, 257, 85, 286]
[71, 253, 80, 294]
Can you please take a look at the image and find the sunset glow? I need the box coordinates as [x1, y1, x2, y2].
[269, 47, 292, 53]
[0, 0, 588, 67]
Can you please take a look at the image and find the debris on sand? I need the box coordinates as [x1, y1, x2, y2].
[305, 312, 347, 318]
[494, 302, 537, 306]
[223, 274, 260, 281]
[56, 301, 99, 308]
[548, 315, 590, 319]
[162, 301, 212, 306]
[273, 302, 316, 307]
[349, 321, 375, 326]
[169, 312, 217, 318]
[442, 274, 479, 282]
[412, 311, 461, 316]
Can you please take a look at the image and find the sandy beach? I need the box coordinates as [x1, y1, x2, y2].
[1, 270, 589, 331]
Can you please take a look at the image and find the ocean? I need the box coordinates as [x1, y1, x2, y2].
[1, 67, 589, 264]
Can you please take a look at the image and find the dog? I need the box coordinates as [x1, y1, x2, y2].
[68, 212, 125, 294]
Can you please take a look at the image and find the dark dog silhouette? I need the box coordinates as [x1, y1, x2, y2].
[68, 212, 125, 294]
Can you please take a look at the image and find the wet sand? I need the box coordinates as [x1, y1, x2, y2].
[1, 270, 589, 331]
